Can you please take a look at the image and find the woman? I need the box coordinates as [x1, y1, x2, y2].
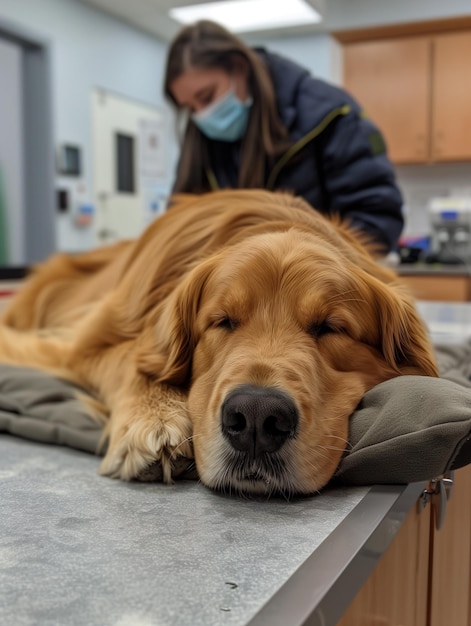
[164, 20, 404, 252]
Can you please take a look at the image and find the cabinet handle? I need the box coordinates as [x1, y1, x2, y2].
[420, 472, 454, 530]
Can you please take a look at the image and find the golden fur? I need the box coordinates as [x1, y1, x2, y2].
[0, 190, 439, 495]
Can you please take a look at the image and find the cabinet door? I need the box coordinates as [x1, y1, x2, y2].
[429, 465, 471, 626]
[336, 500, 431, 626]
[343, 37, 432, 164]
[432, 31, 471, 161]
[398, 274, 471, 302]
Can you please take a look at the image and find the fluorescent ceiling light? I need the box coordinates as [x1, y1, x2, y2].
[169, 0, 322, 33]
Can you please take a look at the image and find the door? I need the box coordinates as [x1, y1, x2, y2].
[92, 89, 168, 245]
[0, 37, 24, 264]
[343, 37, 432, 164]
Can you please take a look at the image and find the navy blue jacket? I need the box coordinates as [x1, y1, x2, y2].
[207, 49, 404, 252]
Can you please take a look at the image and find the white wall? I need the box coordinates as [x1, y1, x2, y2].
[0, 0, 346, 255]
[0, 0, 177, 253]
[397, 164, 471, 238]
[246, 32, 343, 85]
[1, 0, 471, 253]
[0, 38, 24, 263]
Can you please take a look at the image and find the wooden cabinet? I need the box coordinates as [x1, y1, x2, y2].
[398, 272, 471, 302]
[429, 466, 471, 626]
[337, 465, 471, 626]
[343, 31, 471, 164]
[432, 31, 471, 161]
[344, 36, 431, 163]
[336, 496, 431, 626]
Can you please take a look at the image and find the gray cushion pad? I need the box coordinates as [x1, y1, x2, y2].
[0, 365, 101, 454]
[1, 341, 471, 485]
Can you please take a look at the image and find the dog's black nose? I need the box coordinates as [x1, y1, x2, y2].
[221, 385, 298, 458]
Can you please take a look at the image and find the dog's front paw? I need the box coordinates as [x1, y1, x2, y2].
[98, 385, 194, 483]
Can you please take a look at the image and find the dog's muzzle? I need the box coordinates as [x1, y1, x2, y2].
[221, 385, 298, 459]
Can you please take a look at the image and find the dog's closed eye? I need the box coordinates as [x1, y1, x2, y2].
[307, 320, 342, 339]
[214, 316, 240, 332]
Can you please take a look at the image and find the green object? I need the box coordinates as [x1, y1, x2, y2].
[0, 168, 9, 264]
[368, 130, 387, 156]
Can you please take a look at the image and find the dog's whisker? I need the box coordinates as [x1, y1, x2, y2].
[170, 433, 202, 457]
[324, 437, 352, 453]
[327, 433, 350, 441]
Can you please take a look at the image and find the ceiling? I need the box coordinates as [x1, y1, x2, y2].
[77, 0, 471, 44]
[79, 0, 330, 42]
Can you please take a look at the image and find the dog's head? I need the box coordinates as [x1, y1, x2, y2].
[139, 226, 438, 496]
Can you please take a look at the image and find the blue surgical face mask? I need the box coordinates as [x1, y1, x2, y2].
[191, 87, 252, 142]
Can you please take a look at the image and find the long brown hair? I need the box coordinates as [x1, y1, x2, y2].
[164, 20, 290, 192]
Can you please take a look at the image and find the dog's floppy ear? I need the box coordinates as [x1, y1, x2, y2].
[136, 256, 216, 386]
[372, 280, 439, 377]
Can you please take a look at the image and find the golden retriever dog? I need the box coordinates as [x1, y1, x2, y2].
[0, 190, 438, 496]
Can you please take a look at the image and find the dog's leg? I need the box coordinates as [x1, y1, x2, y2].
[56, 301, 195, 483]
[0, 324, 72, 375]
[0, 295, 195, 483]
[97, 372, 194, 483]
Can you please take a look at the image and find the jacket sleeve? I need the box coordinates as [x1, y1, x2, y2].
[316, 103, 404, 252]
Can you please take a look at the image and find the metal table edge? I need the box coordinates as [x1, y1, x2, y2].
[247, 481, 426, 626]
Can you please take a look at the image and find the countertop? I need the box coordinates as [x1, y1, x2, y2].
[1, 301, 470, 626]
[417, 300, 471, 344]
[0, 266, 28, 280]
[0, 436, 421, 626]
[398, 263, 471, 276]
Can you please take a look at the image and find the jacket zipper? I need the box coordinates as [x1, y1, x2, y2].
[266, 104, 351, 190]
[205, 104, 352, 191]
